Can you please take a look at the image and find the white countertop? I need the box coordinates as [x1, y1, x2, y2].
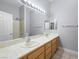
[0, 32, 59, 59]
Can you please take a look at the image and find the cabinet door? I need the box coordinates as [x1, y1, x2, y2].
[36, 52, 45, 59]
[45, 42, 52, 59]
[52, 46, 56, 57]
[56, 37, 59, 48]
[52, 39, 57, 47]
[52, 37, 59, 49]
[46, 52, 51, 59]
[45, 42, 51, 49]
[28, 46, 44, 59]
[46, 48, 52, 59]
[51, 37, 59, 57]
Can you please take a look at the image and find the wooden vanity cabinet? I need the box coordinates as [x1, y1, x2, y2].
[28, 46, 45, 59]
[20, 36, 59, 59]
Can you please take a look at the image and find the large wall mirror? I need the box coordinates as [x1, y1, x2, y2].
[0, 0, 56, 42]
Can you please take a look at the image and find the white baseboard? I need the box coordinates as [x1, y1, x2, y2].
[58, 47, 78, 55]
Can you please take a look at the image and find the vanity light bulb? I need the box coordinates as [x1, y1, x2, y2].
[31, 4, 34, 8]
[33, 5, 36, 9]
[35, 5, 38, 9]
[28, 1, 32, 6]
[23, 0, 27, 2]
[38, 7, 39, 10]
[41, 9, 44, 13]
[38, 7, 40, 11]
[39, 9, 41, 11]
[43, 11, 45, 13]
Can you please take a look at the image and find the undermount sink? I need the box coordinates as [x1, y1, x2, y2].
[24, 41, 39, 48]
[23, 37, 46, 48]
[22, 37, 46, 48]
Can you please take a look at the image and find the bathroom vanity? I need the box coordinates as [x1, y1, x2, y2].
[0, 33, 59, 59]
[20, 36, 59, 59]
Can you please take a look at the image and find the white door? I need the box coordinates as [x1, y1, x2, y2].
[0, 11, 13, 41]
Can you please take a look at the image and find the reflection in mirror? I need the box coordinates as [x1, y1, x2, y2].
[43, 20, 50, 36]
[0, 0, 54, 42]
[0, 11, 13, 41]
[50, 22, 54, 30]
[44, 20, 50, 30]
[0, 0, 21, 41]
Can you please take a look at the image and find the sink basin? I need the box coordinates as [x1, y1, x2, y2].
[21, 36, 47, 48]
[24, 41, 39, 48]
[23, 37, 46, 48]
[22, 39, 40, 48]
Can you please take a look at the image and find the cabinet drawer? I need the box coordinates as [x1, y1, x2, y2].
[45, 42, 51, 49]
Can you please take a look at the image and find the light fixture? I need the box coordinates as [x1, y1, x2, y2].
[21, 0, 46, 14]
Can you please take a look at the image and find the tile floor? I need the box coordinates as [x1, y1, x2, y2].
[52, 48, 78, 59]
